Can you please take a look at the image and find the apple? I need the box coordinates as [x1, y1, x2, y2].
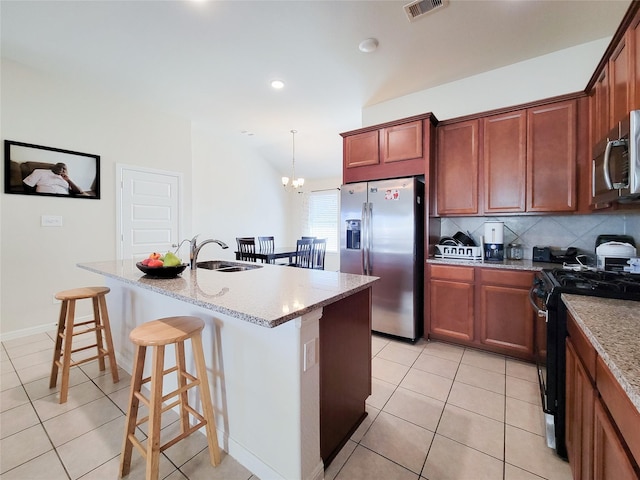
[148, 259, 164, 267]
[141, 258, 151, 266]
[149, 252, 161, 260]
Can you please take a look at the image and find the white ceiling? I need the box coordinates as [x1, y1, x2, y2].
[0, 0, 632, 180]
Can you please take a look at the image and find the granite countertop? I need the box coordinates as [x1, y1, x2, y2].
[78, 260, 378, 328]
[427, 257, 558, 272]
[562, 294, 640, 413]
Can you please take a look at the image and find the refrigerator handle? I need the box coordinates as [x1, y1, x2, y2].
[361, 202, 368, 274]
[366, 202, 373, 275]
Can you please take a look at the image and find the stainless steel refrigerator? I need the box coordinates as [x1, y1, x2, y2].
[340, 176, 424, 341]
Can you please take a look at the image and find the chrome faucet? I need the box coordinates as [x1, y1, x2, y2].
[189, 234, 229, 269]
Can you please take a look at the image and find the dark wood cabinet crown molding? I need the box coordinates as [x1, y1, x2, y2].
[437, 91, 587, 126]
[339, 112, 438, 138]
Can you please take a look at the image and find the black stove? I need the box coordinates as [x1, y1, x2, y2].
[529, 268, 640, 459]
[548, 269, 640, 299]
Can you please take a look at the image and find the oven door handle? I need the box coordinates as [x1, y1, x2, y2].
[529, 288, 548, 322]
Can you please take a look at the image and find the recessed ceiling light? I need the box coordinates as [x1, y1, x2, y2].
[271, 80, 285, 89]
[358, 38, 379, 53]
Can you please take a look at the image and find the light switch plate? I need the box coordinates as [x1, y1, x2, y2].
[41, 215, 63, 227]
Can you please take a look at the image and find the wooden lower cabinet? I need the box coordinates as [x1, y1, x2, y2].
[429, 265, 474, 342]
[593, 397, 639, 480]
[477, 268, 534, 359]
[427, 265, 534, 360]
[566, 339, 595, 480]
[566, 312, 640, 480]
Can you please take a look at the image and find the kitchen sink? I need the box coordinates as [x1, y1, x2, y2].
[196, 260, 263, 272]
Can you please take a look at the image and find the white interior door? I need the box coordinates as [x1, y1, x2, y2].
[117, 165, 182, 261]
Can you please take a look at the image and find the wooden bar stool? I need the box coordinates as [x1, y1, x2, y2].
[119, 316, 220, 480]
[50, 286, 119, 403]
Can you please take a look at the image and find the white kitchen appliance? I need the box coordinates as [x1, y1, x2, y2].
[483, 221, 504, 262]
[596, 241, 637, 272]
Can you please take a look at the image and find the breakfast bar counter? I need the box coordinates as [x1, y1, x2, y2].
[78, 260, 378, 480]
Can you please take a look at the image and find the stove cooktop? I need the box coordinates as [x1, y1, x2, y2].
[545, 268, 640, 301]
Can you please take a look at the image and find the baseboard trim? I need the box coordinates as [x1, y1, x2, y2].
[0, 322, 58, 342]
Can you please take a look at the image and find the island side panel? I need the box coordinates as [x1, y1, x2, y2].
[103, 277, 323, 480]
[319, 286, 372, 464]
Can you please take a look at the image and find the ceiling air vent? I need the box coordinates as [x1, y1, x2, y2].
[404, 0, 448, 22]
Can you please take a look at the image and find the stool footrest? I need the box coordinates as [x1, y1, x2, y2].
[54, 348, 113, 369]
[70, 343, 100, 355]
[159, 420, 208, 452]
[134, 397, 180, 427]
[140, 365, 179, 386]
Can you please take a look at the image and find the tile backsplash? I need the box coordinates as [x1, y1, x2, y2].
[439, 213, 640, 260]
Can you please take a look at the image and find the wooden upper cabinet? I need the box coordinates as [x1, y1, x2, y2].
[341, 114, 435, 184]
[592, 67, 611, 144]
[610, 35, 632, 128]
[381, 120, 422, 163]
[483, 111, 527, 213]
[344, 130, 379, 169]
[527, 100, 577, 212]
[436, 120, 479, 215]
[632, 10, 640, 111]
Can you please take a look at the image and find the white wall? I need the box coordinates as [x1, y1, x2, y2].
[189, 126, 292, 261]
[363, 38, 611, 125]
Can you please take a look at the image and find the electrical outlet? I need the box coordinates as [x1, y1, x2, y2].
[303, 338, 317, 372]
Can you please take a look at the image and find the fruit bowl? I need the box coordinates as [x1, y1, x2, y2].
[136, 262, 188, 278]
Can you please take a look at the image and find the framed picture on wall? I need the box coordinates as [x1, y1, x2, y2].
[4, 140, 100, 199]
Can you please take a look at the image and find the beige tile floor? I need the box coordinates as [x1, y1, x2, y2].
[0, 330, 573, 480]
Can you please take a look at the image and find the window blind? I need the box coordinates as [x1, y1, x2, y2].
[306, 190, 339, 252]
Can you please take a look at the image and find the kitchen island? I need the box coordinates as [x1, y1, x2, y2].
[78, 260, 378, 480]
[562, 294, 640, 478]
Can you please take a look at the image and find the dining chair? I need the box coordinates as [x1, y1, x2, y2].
[236, 237, 257, 262]
[290, 238, 314, 268]
[258, 236, 275, 263]
[311, 238, 327, 270]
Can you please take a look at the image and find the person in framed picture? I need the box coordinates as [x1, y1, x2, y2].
[23, 162, 87, 195]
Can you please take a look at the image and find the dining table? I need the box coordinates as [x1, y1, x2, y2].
[234, 246, 298, 264]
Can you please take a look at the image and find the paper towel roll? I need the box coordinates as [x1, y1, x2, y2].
[484, 222, 504, 244]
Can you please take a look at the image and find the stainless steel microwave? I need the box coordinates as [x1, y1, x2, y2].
[592, 110, 640, 205]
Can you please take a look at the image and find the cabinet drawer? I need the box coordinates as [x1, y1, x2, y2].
[596, 356, 640, 465]
[478, 268, 533, 288]
[429, 265, 474, 282]
[567, 312, 597, 382]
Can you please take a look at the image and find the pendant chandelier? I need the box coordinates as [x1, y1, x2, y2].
[281, 129, 304, 190]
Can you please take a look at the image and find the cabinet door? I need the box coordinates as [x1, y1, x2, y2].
[527, 100, 577, 212]
[610, 36, 632, 128]
[477, 271, 534, 359]
[381, 120, 422, 163]
[592, 68, 610, 145]
[632, 11, 640, 111]
[344, 130, 379, 168]
[429, 279, 474, 342]
[483, 110, 527, 213]
[566, 340, 595, 480]
[593, 397, 639, 480]
[436, 120, 479, 215]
